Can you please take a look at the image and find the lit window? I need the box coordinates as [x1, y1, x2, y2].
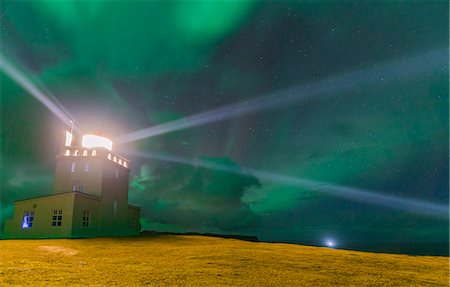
[107, 153, 112, 160]
[84, 162, 90, 172]
[115, 168, 119, 178]
[51, 210, 63, 227]
[65, 131, 73, 146]
[123, 162, 128, 168]
[83, 150, 88, 156]
[82, 211, 90, 228]
[65, 149, 70, 156]
[74, 150, 79, 156]
[113, 156, 117, 162]
[92, 150, 97, 156]
[113, 200, 118, 220]
[71, 162, 77, 172]
[21, 211, 34, 229]
[79, 184, 84, 192]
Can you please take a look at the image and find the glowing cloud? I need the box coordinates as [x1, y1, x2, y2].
[82, 135, 113, 151]
[126, 150, 449, 220]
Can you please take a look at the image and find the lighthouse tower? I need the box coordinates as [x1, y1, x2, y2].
[3, 131, 140, 239]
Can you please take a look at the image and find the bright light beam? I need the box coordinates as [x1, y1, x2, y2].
[0, 53, 79, 131]
[34, 76, 86, 132]
[127, 150, 449, 220]
[117, 47, 447, 144]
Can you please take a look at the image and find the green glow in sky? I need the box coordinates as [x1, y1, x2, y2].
[0, 1, 448, 248]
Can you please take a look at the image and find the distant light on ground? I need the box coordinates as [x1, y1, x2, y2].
[325, 239, 336, 248]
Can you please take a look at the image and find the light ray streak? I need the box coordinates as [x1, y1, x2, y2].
[117, 47, 447, 144]
[0, 53, 79, 131]
[127, 150, 449, 219]
[34, 77, 86, 131]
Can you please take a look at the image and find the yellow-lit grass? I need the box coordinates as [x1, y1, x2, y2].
[0, 235, 448, 286]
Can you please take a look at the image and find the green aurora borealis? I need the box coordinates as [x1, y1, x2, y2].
[0, 1, 448, 250]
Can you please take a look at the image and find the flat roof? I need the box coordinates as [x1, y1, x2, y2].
[14, 191, 101, 203]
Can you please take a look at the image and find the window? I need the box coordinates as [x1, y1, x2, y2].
[65, 131, 73, 146]
[113, 156, 117, 162]
[123, 162, 128, 168]
[70, 162, 77, 172]
[83, 150, 88, 156]
[118, 159, 122, 165]
[82, 211, 90, 228]
[65, 149, 70, 156]
[113, 200, 118, 220]
[51, 210, 63, 227]
[21, 211, 34, 229]
[72, 182, 83, 192]
[74, 150, 79, 156]
[107, 153, 112, 160]
[92, 150, 97, 156]
[84, 162, 90, 172]
[115, 168, 119, 178]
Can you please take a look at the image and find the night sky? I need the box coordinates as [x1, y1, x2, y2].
[1, 1, 448, 251]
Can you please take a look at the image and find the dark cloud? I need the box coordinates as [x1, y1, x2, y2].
[130, 157, 261, 231]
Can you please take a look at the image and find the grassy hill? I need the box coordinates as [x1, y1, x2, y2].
[0, 235, 448, 286]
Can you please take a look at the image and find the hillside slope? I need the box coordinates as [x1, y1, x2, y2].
[0, 235, 448, 286]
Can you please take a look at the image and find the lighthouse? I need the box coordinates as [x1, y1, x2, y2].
[3, 131, 140, 238]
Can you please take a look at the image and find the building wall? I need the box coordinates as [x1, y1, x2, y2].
[71, 194, 100, 238]
[128, 206, 141, 235]
[98, 159, 130, 236]
[3, 193, 75, 239]
[53, 151, 105, 197]
[52, 141, 137, 237]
